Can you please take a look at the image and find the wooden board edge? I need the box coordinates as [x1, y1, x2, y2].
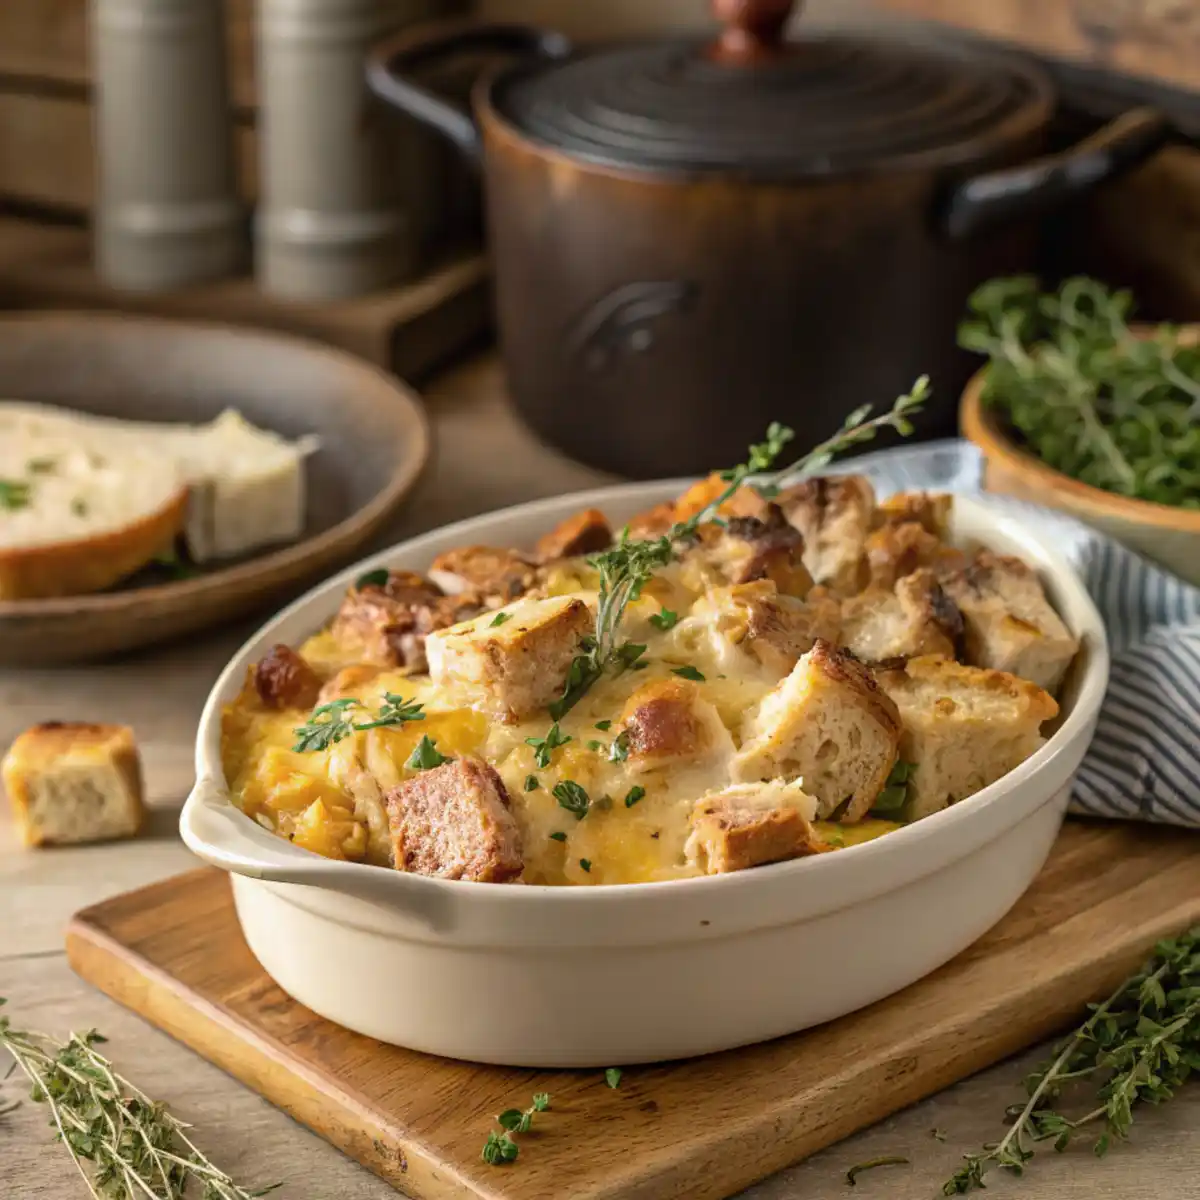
[64, 906, 491, 1200]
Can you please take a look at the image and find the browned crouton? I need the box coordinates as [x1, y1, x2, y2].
[864, 520, 967, 590]
[253, 644, 322, 710]
[940, 552, 1079, 693]
[876, 655, 1059, 819]
[685, 782, 827, 874]
[385, 757, 522, 882]
[535, 508, 613, 562]
[874, 492, 954, 537]
[625, 501, 677, 538]
[329, 570, 483, 672]
[428, 546, 536, 604]
[425, 594, 593, 721]
[672, 473, 769, 523]
[701, 505, 813, 597]
[777, 475, 875, 593]
[618, 676, 735, 774]
[839, 569, 963, 663]
[734, 640, 901, 822]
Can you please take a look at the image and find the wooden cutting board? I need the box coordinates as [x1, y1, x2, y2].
[65, 821, 1200, 1200]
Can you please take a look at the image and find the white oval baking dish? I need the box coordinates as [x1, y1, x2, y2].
[182, 483, 1109, 1067]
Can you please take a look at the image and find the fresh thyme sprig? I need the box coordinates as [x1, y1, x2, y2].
[0, 999, 280, 1199]
[548, 380, 929, 720]
[291, 693, 425, 752]
[0, 479, 32, 511]
[481, 1092, 550, 1166]
[944, 926, 1200, 1194]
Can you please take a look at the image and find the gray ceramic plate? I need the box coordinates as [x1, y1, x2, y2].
[0, 312, 430, 665]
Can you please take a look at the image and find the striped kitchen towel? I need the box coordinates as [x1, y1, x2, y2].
[827, 438, 1200, 828]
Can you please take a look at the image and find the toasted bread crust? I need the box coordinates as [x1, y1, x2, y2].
[686, 790, 827, 874]
[385, 756, 522, 882]
[0, 486, 188, 601]
[535, 508, 613, 562]
[777, 475, 875, 593]
[428, 546, 536, 604]
[864, 520, 967, 590]
[874, 492, 953, 537]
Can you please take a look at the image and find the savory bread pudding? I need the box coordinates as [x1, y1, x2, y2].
[221, 475, 1077, 886]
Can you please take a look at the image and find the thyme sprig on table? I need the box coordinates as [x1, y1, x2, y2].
[548, 379, 929, 720]
[944, 926, 1200, 1194]
[481, 1092, 550, 1165]
[0, 1000, 280, 1199]
[959, 275, 1200, 508]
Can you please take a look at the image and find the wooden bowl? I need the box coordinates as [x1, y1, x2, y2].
[960, 365, 1200, 585]
[0, 312, 430, 665]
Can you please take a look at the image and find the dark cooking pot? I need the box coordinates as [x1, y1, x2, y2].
[368, 0, 1172, 478]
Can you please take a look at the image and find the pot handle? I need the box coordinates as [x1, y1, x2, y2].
[942, 107, 1174, 240]
[366, 19, 573, 168]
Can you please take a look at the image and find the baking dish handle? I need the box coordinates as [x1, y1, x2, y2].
[366, 19, 573, 167]
[942, 107, 1174, 240]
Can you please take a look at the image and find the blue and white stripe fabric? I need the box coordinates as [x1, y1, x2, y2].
[827, 438, 1200, 828]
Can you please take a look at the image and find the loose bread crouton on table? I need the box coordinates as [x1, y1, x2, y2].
[617, 676, 736, 774]
[876, 655, 1059, 820]
[385, 756, 523, 882]
[839, 569, 963, 663]
[425, 593, 594, 722]
[941, 551, 1080, 693]
[2, 722, 145, 847]
[685, 780, 827, 874]
[734, 640, 901, 822]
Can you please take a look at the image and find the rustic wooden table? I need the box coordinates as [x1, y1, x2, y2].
[2, 355, 1197, 1199]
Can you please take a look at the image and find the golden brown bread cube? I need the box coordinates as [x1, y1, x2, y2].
[734, 640, 901, 822]
[838, 569, 963, 663]
[864, 520, 967, 590]
[700, 505, 813, 597]
[874, 492, 954, 538]
[2, 722, 145, 847]
[777, 474, 875, 594]
[427, 545, 537, 604]
[940, 552, 1080, 693]
[685, 782, 827, 875]
[534, 508, 613, 562]
[617, 676, 735, 774]
[876, 655, 1059, 819]
[425, 594, 594, 722]
[385, 756, 522, 882]
[329, 570, 483, 672]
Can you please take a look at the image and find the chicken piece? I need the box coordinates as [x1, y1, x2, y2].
[2, 722, 145, 848]
[685, 781, 827, 875]
[617, 676, 736, 775]
[874, 492, 954, 538]
[940, 552, 1080, 693]
[428, 545, 536, 604]
[385, 756, 522, 882]
[700, 505, 813, 597]
[864, 520, 968, 590]
[733, 639, 901, 822]
[252, 644, 322, 710]
[777, 475, 875, 594]
[876, 655, 1059, 819]
[329, 570, 483, 672]
[838, 569, 963, 663]
[316, 664, 383, 706]
[535, 508, 613, 562]
[425, 594, 593, 722]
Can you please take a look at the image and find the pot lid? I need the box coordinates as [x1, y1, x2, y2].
[492, 0, 1050, 177]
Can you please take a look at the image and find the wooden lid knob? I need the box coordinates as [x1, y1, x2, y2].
[709, 0, 798, 63]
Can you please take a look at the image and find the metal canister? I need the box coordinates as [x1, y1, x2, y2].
[91, 0, 244, 291]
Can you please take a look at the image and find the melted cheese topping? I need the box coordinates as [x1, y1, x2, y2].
[221, 559, 900, 885]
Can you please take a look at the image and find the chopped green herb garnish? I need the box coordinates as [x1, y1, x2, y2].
[549, 831, 567, 842]
[26, 457, 57, 474]
[355, 568, 390, 590]
[672, 665, 706, 682]
[353, 692, 426, 731]
[871, 760, 915, 815]
[624, 786, 646, 808]
[490, 611, 512, 627]
[608, 730, 630, 764]
[616, 641, 649, 670]
[407, 735, 450, 771]
[70, 498, 88, 517]
[481, 1132, 519, 1165]
[579, 858, 592, 873]
[483, 1092, 550, 1164]
[524, 774, 540, 792]
[847, 1156, 909, 1186]
[605, 1068, 622, 1088]
[587, 740, 604, 752]
[526, 723, 572, 769]
[553, 780, 591, 821]
[594, 720, 613, 731]
[292, 694, 424, 751]
[0, 480, 32, 511]
[649, 607, 678, 631]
